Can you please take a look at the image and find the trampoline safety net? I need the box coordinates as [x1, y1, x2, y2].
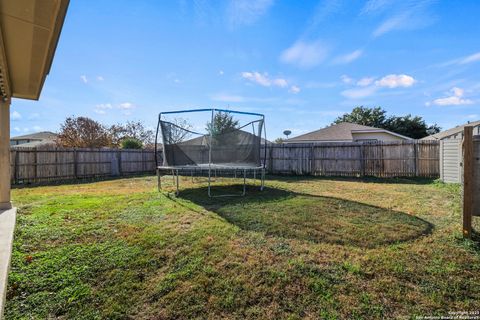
[156, 109, 266, 168]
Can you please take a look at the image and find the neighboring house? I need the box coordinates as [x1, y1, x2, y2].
[421, 120, 480, 141]
[285, 122, 412, 143]
[10, 131, 57, 148]
[422, 120, 480, 183]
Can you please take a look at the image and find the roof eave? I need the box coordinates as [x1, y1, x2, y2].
[32, 0, 70, 100]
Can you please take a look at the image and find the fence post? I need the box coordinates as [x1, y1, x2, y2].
[360, 143, 365, 177]
[118, 150, 122, 175]
[13, 150, 18, 185]
[33, 147, 37, 183]
[55, 147, 58, 179]
[73, 149, 78, 179]
[413, 141, 418, 177]
[310, 145, 314, 175]
[463, 126, 473, 239]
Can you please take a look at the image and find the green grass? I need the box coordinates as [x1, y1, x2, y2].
[5, 175, 480, 319]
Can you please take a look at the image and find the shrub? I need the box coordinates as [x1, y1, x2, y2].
[121, 138, 143, 149]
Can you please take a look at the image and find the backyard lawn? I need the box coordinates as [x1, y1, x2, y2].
[5, 175, 480, 319]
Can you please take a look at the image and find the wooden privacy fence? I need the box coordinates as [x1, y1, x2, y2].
[264, 140, 440, 177]
[462, 126, 480, 238]
[10, 147, 157, 185]
[10, 140, 440, 185]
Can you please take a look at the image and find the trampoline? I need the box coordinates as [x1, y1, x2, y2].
[154, 108, 266, 197]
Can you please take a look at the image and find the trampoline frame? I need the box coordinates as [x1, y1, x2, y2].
[154, 108, 267, 197]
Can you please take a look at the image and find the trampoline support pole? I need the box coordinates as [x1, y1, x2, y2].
[242, 169, 246, 196]
[208, 168, 212, 197]
[157, 168, 161, 191]
[260, 168, 265, 191]
[175, 169, 179, 196]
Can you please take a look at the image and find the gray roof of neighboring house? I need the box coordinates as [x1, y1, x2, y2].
[10, 131, 58, 141]
[421, 120, 480, 140]
[10, 131, 57, 148]
[286, 122, 411, 142]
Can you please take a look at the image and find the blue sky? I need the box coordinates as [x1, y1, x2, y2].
[10, 0, 480, 139]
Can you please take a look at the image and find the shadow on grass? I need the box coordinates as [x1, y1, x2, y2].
[177, 184, 433, 248]
[12, 173, 155, 189]
[268, 174, 438, 185]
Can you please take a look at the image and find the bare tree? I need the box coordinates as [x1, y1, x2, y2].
[162, 118, 193, 144]
[108, 121, 154, 147]
[56, 117, 111, 148]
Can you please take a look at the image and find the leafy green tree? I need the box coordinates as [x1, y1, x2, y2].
[384, 115, 441, 139]
[206, 112, 239, 136]
[121, 138, 143, 149]
[334, 106, 441, 139]
[334, 106, 387, 128]
[274, 137, 285, 144]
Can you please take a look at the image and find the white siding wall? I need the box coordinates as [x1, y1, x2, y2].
[440, 139, 462, 183]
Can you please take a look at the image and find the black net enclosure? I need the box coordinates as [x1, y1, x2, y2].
[154, 108, 267, 197]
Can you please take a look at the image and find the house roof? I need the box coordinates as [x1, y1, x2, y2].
[0, 0, 70, 100]
[286, 122, 412, 142]
[421, 120, 480, 140]
[10, 131, 57, 141]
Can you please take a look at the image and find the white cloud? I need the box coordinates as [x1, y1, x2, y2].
[118, 102, 134, 109]
[97, 76, 104, 81]
[289, 85, 301, 94]
[94, 103, 113, 114]
[14, 127, 20, 132]
[371, 1, 436, 37]
[341, 73, 415, 99]
[33, 126, 42, 132]
[272, 78, 288, 88]
[11, 110, 22, 121]
[459, 52, 480, 65]
[341, 86, 378, 99]
[438, 51, 480, 67]
[242, 72, 270, 86]
[241, 71, 289, 89]
[332, 49, 363, 64]
[340, 75, 353, 84]
[280, 40, 328, 68]
[80, 75, 88, 83]
[219, 70, 224, 75]
[28, 113, 40, 120]
[373, 14, 408, 37]
[375, 74, 415, 88]
[466, 114, 479, 119]
[227, 0, 274, 26]
[210, 93, 246, 102]
[430, 87, 474, 106]
[357, 77, 375, 87]
[361, 0, 393, 15]
[94, 103, 135, 115]
[308, 0, 344, 27]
